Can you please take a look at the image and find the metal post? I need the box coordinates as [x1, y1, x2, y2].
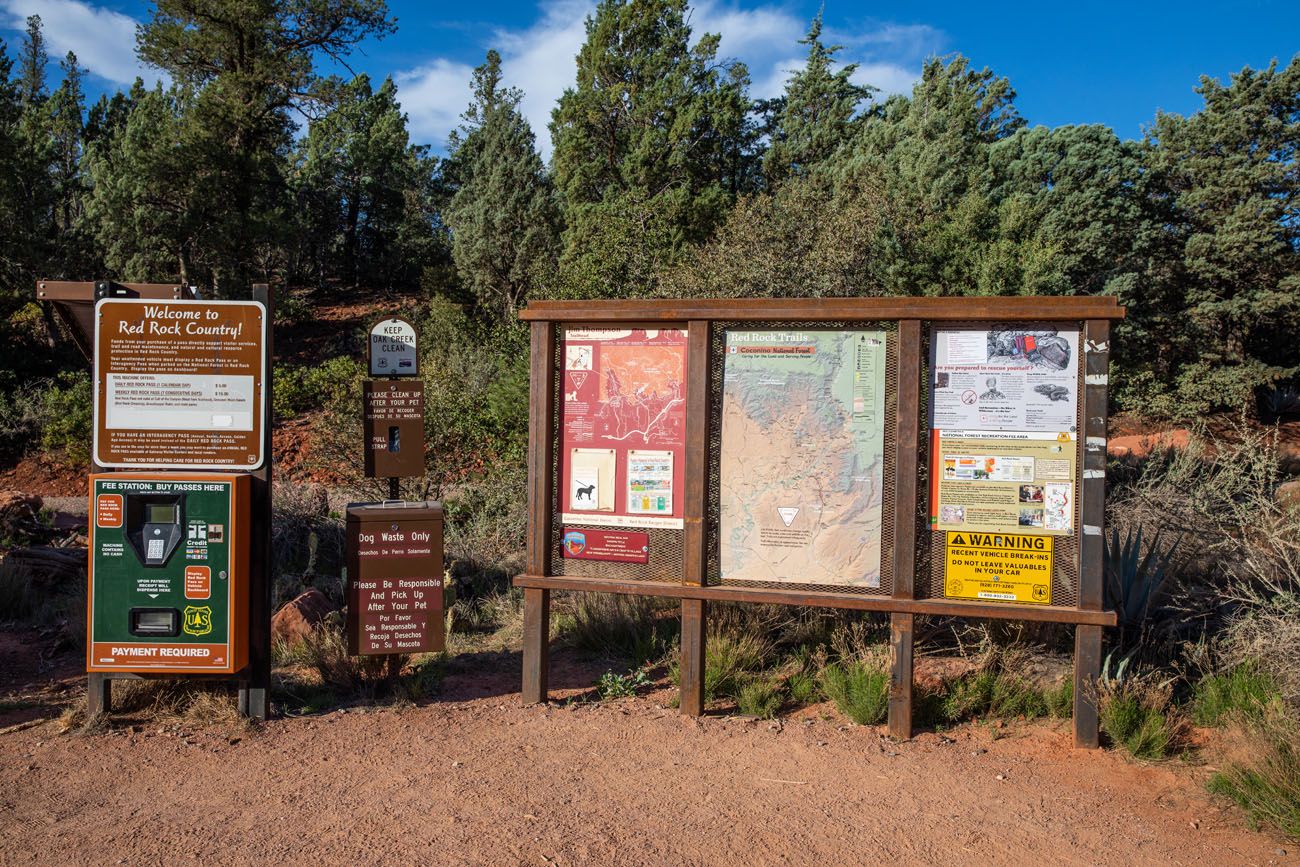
[239, 283, 274, 720]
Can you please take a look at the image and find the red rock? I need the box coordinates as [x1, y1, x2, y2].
[1277, 479, 1300, 512]
[271, 589, 337, 647]
[0, 490, 42, 536]
[1107, 429, 1191, 459]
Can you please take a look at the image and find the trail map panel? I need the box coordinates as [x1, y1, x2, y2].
[720, 330, 887, 587]
[559, 328, 687, 530]
[94, 299, 267, 470]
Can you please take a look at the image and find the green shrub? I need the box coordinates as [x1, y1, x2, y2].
[735, 677, 784, 718]
[819, 660, 889, 726]
[941, 670, 1049, 723]
[785, 670, 821, 707]
[37, 371, 92, 464]
[1045, 680, 1074, 719]
[442, 464, 529, 582]
[274, 356, 362, 419]
[1207, 715, 1300, 838]
[1193, 665, 1282, 726]
[704, 630, 772, 703]
[596, 667, 652, 700]
[1099, 693, 1181, 760]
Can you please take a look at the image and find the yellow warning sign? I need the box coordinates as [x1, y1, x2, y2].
[944, 531, 1053, 605]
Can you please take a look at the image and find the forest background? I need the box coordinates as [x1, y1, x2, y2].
[0, 1, 1298, 835]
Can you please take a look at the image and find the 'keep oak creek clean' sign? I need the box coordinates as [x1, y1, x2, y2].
[944, 531, 1053, 605]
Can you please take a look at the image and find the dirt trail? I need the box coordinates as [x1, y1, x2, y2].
[0, 664, 1292, 866]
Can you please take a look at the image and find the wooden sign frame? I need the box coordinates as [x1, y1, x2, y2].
[514, 296, 1124, 748]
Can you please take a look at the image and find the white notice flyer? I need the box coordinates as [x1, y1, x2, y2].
[930, 328, 1079, 433]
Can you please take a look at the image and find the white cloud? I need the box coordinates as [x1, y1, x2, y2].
[394, 4, 940, 158]
[395, 58, 476, 149]
[0, 0, 161, 87]
[852, 62, 919, 98]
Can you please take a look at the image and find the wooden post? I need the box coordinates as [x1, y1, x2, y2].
[888, 320, 921, 738]
[238, 284, 273, 721]
[1074, 319, 1110, 748]
[680, 598, 706, 715]
[522, 587, 550, 704]
[521, 320, 556, 704]
[679, 320, 711, 715]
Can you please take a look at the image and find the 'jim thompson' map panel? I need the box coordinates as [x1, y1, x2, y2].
[719, 330, 887, 587]
[559, 328, 687, 531]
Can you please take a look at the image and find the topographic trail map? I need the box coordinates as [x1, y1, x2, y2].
[560, 328, 687, 531]
[720, 330, 887, 587]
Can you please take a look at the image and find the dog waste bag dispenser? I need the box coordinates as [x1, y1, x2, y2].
[88, 473, 250, 673]
[346, 501, 444, 655]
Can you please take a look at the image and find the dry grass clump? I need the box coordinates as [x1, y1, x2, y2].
[1219, 592, 1300, 717]
[561, 593, 676, 665]
[271, 481, 346, 607]
[61, 680, 250, 734]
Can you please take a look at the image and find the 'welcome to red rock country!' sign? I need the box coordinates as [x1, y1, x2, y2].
[93, 299, 267, 470]
[345, 501, 445, 655]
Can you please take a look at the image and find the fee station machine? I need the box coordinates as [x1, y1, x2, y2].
[87, 473, 250, 674]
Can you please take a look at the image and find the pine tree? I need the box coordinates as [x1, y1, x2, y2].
[1145, 56, 1300, 411]
[444, 50, 560, 320]
[0, 43, 29, 310]
[549, 0, 750, 295]
[763, 13, 873, 186]
[135, 0, 396, 291]
[15, 15, 46, 106]
[48, 53, 86, 238]
[82, 84, 196, 282]
[293, 74, 441, 289]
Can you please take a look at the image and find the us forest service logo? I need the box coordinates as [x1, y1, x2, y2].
[946, 579, 964, 596]
[182, 605, 213, 636]
[563, 531, 586, 556]
[1032, 584, 1050, 602]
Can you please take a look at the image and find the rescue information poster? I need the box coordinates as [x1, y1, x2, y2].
[559, 328, 687, 531]
[930, 327, 1078, 433]
[94, 299, 266, 470]
[944, 531, 1053, 605]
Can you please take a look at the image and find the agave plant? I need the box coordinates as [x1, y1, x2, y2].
[1105, 526, 1179, 651]
[1262, 384, 1300, 419]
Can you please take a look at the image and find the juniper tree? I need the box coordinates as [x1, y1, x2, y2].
[763, 13, 873, 187]
[444, 50, 560, 320]
[549, 0, 750, 296]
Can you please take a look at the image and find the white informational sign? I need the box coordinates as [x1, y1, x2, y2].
[93, 298, 266, 470]
[105, 373, 255, 431]
[930, 327, 1079, 433]
[369, 317, 418, 376]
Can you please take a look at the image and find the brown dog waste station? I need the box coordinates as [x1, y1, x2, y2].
[345, 501, 445, 656]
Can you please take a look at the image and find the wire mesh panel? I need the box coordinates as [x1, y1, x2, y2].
[705, 320, 898, 596]
[915, 321, 1085, 609]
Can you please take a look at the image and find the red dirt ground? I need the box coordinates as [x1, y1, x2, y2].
[0, 636, 1293, 865]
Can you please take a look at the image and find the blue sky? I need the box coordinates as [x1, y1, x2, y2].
[3, 0, 1298, 158]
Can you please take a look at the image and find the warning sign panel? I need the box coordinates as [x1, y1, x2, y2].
[944, 531, 1053, 605]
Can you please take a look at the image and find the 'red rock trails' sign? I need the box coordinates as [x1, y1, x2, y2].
[93, 299, 267, 470]
[345, 501, 445, 655]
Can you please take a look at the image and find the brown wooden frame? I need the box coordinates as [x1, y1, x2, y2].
[516, 296, 1124, 747]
